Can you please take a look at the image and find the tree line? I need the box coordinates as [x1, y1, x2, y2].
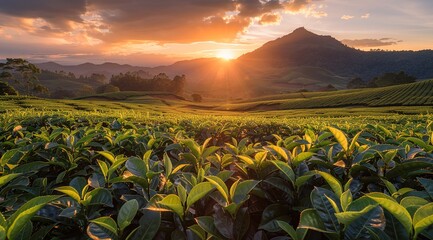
[347, 71, 417, 89]
[0, 58, 188, 98]
[109, 72, 186, 95]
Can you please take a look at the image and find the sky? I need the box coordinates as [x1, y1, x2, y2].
[0, 0, 432, 66]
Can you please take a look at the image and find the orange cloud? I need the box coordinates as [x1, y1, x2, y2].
[259, 13, 282, 25]
[342, 38, 402, 48]
[341, 15, 354, 20]
[0, 0, 322, 45]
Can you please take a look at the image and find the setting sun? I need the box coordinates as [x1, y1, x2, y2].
[216, 49, 235, 60]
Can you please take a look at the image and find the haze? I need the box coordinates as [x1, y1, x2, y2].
[0, 0, 432, 66]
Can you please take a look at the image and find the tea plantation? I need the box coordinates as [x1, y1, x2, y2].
[1, 99, 433, 239]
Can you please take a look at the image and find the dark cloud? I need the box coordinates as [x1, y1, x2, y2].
[0, 0, 319, 44]
[0, 0, 86, 30]
[341, 38, 402, 48]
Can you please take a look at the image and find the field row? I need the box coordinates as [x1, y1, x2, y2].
[1, 114, 433, 239]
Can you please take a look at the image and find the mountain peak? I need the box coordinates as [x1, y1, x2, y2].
[238, 27, 353, 66]
[292, 27, 314, 35]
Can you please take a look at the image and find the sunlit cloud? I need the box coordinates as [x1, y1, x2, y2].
[361, 13, 370, 19]
[286, 3, 328, 18]
[342, 38, 402, 48]
[341, 15, 354, 20]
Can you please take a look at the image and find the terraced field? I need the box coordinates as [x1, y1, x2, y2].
[2, 81, 433, 239]
[223, 79, 433, 111]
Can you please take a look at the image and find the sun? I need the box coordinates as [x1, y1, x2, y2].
[216, 49, 235, 60]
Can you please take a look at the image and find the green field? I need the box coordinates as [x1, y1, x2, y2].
[1, 83, 433, 239]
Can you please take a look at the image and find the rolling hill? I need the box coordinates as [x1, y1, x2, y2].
[34, 27, 433, 97]
[221, 78, 433, 111]
[2, 79, 433, 117]
[74, 79, 433, 111]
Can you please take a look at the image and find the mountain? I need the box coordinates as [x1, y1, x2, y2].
[35, 27, 433, 98]
[239, 27, 356, 67]
[238, 27, 433, 80]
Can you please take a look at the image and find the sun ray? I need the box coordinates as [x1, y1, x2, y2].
[216, 49, 235, 60]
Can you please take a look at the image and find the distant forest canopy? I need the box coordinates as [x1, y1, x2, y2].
[347, 71, 417, 89]
[110, 72, 186, 95]
[0, 58, 187, 98]
[0, 58, 47, 96]
[39, 70, 107, 85]
[48, 70, 187, 97]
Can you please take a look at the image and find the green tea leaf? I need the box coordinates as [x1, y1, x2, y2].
[7, 195, 60, 240]
[328, 127, 348, 152]
[187, 182, 214, 210]
[413, 203, 433, 238]
[0, 173, 21, 188]
[366, 192, 412, 235]
[117, 199, 139, 231]
[90, 217, 118, 235]
[293, 152, 314, 166]
[158, 194, 184, 219]
[276, 220, 298, 240]
[129, 210, 161, 240]
[270, 160, 295, 185]
[232, 180, 259, 204]
[55, 186, 81, 202]
[195, 216, 225, 239]
[97, 151, 116, 164]
[313, 170, 343, 197]
[267, 145, 289, 161]
[83, 188, 113, 207]
[126, 156, 147, 178]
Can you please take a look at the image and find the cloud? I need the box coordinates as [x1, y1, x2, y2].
[341, 15, 354, 20]
[341, 38, 402, 48]
[283, 0, 321, 12]
[301, 4, 328, 18]
[361, 13, 370, 19]
[259, 13, 282, 25]
[0, 0, 86, 30]
[0, 0, 321, 45]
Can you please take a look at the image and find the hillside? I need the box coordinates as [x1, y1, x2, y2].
[239, 27, 433, 80]
[55, 79, 433, 112]
[222, 79, 433, 111]
[34, 28, 433, 97]
[1, 80, 433, 118]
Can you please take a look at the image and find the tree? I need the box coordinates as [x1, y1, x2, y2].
[50, 89, 77, 99]
[0, 58, 46, 95]
[323, 84, 337, 91]
[171, 75, 186, 95]
[0, 81, 18, 95]
[347, 77, 367, 89]
[90, 73, 107, 84]
[96, 84, 120, 94]
[191, 93, 202, 102]
[110, 72, 187, 94]
[78, 85, 95, 96]
[367, 71, 416, 87]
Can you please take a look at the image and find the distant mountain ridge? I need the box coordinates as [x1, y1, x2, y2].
[35, 27, 433, 97]
[239, 27, 433, 80]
